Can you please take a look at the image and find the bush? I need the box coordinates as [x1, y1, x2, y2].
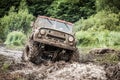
[95, 0, 120, 13]
[4, 31, 26, 46]
[0, 0, 34, 40]
[76, 31, 120, 48]
[0, 20, 8, 41]
[74, 11, 120, 32]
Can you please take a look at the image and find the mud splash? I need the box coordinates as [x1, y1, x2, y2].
[0, 46, 120, 80]
[9, 62, 106, 80]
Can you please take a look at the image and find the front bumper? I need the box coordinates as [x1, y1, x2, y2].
[33, 38, 76, 51]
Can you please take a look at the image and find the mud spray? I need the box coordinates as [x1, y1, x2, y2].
[0, 46, 120, 80]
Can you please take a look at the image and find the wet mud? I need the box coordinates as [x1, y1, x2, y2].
[0, 46, 120, 80]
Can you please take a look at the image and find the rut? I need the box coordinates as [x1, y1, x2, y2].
[0, 46, 120, 80]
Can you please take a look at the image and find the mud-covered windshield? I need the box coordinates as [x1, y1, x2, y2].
[35, 17, 72, 33]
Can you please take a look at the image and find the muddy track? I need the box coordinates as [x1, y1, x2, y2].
[0, 46, 22, 63]
[0, 46, 120, 80]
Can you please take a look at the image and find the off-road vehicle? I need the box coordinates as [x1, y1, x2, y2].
[22, 16, 79, 64]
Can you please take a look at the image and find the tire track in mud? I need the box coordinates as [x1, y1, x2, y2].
[0, 46, 22, 63]
[0, 46, 120, 80]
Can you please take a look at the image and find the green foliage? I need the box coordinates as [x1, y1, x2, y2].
[0, 0, 96, 22]
[74, 0, 120, 48]
[4, 31, 26, 46]
[46, 0, 96, 22]
[75, 11, 120, 31]
[0, 0, 34, 40]
[0, 0, 20, 17]
[26, 0, 54, 16]
[76, 31, 120, 48]
[0, 19, 9, 41]
[96, 0, 120, 13]
[0, 0, 119, 49]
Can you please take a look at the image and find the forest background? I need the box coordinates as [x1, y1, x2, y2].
[0, 0, 120, 48]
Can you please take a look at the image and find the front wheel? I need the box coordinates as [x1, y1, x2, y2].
[22, 45, 30, 62]
[22, 41, 44, 64]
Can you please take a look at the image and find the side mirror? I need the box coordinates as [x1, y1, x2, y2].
[30, 21, 34, 27]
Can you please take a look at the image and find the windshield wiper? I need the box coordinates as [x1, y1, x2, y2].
[65, 23, 70, 30]
[47, 18, 53, 25]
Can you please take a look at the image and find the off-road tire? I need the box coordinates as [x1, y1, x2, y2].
[22, 45, 30, 62]
[22, 40, 41, 63]
[71, 49, 80, 62]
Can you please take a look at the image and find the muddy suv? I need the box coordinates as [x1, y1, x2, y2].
[22, 16, 79, 64]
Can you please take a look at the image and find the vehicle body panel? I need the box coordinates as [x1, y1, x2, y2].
[32, 16, 76, 51]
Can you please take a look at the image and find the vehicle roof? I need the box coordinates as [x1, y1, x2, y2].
[38, 16, 73, 26]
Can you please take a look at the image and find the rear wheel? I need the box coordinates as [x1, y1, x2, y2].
[70, 49, 80, 62]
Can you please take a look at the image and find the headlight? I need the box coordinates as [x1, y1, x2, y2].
[40, 29, 46, 35]
[68, 36, 74, 42]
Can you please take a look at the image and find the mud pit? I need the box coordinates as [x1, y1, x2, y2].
[1, 62, 107, 80]
[0, 46, 120, 80]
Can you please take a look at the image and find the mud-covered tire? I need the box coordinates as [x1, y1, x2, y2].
[71, 49, 80, 62]
[22, 40, 40, 62]
[22, 45, 30, 62]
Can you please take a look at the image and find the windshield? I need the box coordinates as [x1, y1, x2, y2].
[35, 17, 73, 33]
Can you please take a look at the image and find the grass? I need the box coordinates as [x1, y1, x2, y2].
[4, 31, 27, 46]
[76, 31, 120, 48]
[76, 30, 120, 64]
